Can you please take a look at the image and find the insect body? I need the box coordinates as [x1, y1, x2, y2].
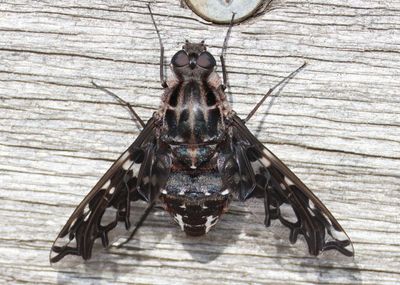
[50, 11, 354, 263]
[157, 41, 234, 236]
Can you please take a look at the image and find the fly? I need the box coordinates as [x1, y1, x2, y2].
[50, 5, 354, 263]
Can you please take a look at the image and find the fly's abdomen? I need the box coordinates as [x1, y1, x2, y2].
[159, 172, 231, 236]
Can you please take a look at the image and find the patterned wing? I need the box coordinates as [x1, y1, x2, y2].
[50, 118, 164, 263]
[230, 115, 354, 257]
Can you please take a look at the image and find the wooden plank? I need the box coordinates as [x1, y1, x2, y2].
[0, 0, 399, 284]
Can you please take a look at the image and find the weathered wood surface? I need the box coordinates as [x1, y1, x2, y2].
[1, 0, 399, 284]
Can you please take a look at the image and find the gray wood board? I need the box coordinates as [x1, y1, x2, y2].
[0, 0, 399, 284]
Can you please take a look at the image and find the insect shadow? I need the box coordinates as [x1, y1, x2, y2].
[53, 206, 241, 285]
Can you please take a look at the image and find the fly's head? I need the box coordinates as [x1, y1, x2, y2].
[171, 40, 216, 80]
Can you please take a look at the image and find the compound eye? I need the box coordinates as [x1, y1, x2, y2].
[197, 51, 216, 69]
[171, 50, 189, 67]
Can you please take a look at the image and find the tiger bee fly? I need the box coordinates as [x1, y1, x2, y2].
[50, 7, 354, 263]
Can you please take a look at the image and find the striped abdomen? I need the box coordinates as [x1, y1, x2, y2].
[159, 172, 231, 236]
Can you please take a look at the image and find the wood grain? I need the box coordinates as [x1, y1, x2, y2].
[0, 0, 399, 284]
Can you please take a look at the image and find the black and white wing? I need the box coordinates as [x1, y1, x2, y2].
[230, 115, 354, 257]
[50, 117, 168, 263]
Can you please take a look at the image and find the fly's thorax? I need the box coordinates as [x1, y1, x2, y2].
[159, 172, 231, 236]
[169, 144, 218, 170]
[159, 77, 228, 169]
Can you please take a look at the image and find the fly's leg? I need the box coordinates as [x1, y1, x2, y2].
[244, 62, 307, 123]
[115, 201, 155, 248]
[91, 81, 145, 128]
[261, 171, 272, 227]
[90, 81, 149, 249]
[220, 13, 235, 90]
[147, 4, 167, 88]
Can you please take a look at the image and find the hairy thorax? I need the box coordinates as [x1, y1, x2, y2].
[160, 78, 226, 170]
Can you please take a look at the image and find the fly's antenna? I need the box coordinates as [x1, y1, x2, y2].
[147, 3, 167, 87]
[220, 13, 236, 89]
